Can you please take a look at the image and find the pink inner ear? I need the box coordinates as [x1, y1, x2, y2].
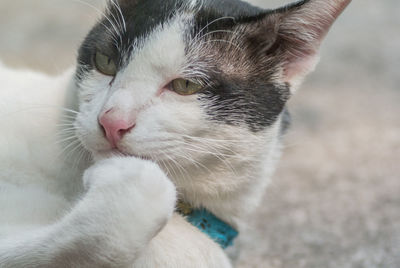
[283, 53, 318, 83]
[278, 0, 352, 84]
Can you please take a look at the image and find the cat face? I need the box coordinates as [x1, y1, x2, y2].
[73, 0, 350, 164]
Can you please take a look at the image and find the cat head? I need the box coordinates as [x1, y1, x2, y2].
[73, 0, 350, 172]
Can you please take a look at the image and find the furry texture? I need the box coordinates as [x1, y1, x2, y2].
[0, 0, 351, 267]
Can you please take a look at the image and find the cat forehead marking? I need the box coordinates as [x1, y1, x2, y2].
[110, 0, 264, 74]
[115, 0, 263, 41]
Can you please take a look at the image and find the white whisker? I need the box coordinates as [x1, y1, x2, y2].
[193, 16, 235, 41]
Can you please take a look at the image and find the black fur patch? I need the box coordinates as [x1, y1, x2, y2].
[77, 0, 183, 81]
[198, 77, 290, 132]
[186, 2, 291, 131]
[194, 0, 264, 18]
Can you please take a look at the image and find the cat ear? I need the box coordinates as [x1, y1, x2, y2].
[242, 0, 351, 90]
[277, 0, 351, 87]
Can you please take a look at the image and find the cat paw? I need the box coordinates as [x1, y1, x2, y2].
[82, 156, 176, 237]
[59, 157, 177, 265]
[84, 156, 174, 195]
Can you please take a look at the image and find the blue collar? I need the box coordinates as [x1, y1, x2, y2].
[177, 201, 238, 249]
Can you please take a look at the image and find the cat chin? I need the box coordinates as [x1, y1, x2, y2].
[91, 148, 152, 162]
[79, 134, 157, 162]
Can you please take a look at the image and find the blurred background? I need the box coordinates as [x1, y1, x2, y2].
[0, 0, 399, 267]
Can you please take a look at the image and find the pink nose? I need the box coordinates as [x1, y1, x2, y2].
[99, 109, 135, 148]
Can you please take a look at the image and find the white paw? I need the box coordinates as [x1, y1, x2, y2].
[84, 157, 172, 193]
[81, 156, 176, 249]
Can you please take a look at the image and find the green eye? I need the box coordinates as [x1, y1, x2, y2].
[94, 52, 117, 76]
[171, 78, 203, 95]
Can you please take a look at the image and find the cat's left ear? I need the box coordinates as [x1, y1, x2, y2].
[241, 0, 352, 91]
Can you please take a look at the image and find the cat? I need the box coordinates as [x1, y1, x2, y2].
[0, 0, 351, 267]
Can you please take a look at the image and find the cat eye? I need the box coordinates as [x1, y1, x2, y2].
[94, 52, 117, 76]
[170, 78, 203, 95]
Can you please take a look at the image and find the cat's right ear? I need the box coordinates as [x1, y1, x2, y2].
[241, 0, 352, 91]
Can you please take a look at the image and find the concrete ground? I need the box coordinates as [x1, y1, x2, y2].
[0, 0, 399, 267]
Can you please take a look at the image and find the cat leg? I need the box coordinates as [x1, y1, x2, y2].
[0, 157, 176, 267]
[134, 214, 232, 268]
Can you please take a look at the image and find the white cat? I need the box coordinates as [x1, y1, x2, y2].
[0, 0, 351, 267]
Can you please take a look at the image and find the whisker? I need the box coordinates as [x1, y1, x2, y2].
[171, 148, 213, 175]
[58, 139, 81, 159]
[55, 135, 79, 146]
[109, 0, 127, 32]
[63, 142, 85, 163]
[105, 1, 125, 38]
[71, 0, 123, 47]
[57, 127, 78, 133]
[56, 123, 76, 128]
[161, 151, 190, 181]
[203, 39, 244, 52]
[193, 16, 235, 41]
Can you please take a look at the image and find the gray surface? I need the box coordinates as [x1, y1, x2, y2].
[0, 1, 399, 267]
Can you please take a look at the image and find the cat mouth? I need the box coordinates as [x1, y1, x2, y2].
[96, 148, 152, 161]
[121, 151, 152, 161]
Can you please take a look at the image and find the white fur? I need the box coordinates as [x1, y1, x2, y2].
[0, 0, 351, 265]
[75, 13, 282, 230]
[0, 14, 282, 268]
